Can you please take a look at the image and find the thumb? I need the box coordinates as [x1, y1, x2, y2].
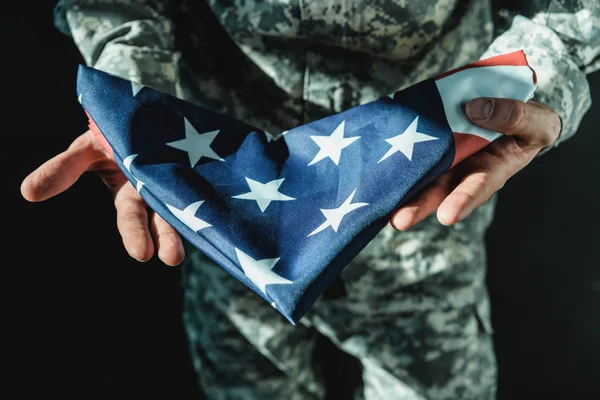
[465, 98, 561, 147]
[21, 131, 104, 202]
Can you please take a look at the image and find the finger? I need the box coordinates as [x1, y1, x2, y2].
[391, 172, 454, 230]
[150, 212, 185, 266]
[436, 135, 537, 225]
[21, 131, 104, 202]
[114, 183, 154, 262]
[465, 98, 561, 147]
[436, 170, 494, 226]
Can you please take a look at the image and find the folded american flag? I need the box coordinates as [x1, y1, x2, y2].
[78, 50, 536, 324]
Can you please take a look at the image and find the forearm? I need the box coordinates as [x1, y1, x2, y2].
[54, 0, 181, 97]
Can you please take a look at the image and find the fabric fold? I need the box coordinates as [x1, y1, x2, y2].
[77, 50, 536, 324]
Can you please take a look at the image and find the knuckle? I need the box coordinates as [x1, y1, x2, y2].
[36, 158, 67, 196]
[429, 179, 451, 195]
[123, 210, 148, 223]
[496, 179, 506, 191]
[489, 136, 534, 167]
[457, 189, 479, 207]
[117, 210, 148, 230]
[469, 170, 498, 199]
[471, 171, 491, 191]
[34, 166, 54, 196]
[502, 137, 530, 162]
[114, 190, 144, 208]
[160, 231, 181, 245]
[543, 112, 561, 146]
[121, 226, 149, 242]
[56, 155, 71, 173]
[502, 101, 525, 132]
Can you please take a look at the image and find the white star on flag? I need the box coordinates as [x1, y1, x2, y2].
[232, 178, 295, 212]
[309, 189, 369, 236]
[166, 201, 212, 232]
[78, 93, 83, 104]
[235, 248, 292, 297]
[123, 154, 145, 193]
[308, 120, 360, 166]
[378, 116, 438, 163]
[131, 82, 145, 97]
[166, 118, 224, 167]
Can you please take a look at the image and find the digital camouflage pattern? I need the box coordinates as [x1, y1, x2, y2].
[181, 199, 498, 399]
[54, 0, 599, 398]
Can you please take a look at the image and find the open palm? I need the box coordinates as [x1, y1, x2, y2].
[21, 130, 185, 266]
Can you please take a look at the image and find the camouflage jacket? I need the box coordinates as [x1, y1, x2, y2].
[53, 0, 598, 288]
[55, 0, 598, 151]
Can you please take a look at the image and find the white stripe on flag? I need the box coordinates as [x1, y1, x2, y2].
[435, 65, 536, 141]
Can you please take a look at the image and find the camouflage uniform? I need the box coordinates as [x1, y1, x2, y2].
[54, 0, 599, 398]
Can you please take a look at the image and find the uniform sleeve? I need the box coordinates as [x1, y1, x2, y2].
[54, 0, 182, 97]
[482, 0, 599, 154]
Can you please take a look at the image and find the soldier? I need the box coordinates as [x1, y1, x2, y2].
[22, 0, 599, 399]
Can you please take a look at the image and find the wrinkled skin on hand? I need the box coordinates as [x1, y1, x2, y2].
[392, 97, 560, 230]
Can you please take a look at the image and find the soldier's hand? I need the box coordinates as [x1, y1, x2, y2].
[391, 98, 561, 230]
[21, 130, 185, 266]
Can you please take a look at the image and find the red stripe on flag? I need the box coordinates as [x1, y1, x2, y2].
[451, 132, 490, 168]
[85, 111, 114, 158]
[434, 50, 537, 84]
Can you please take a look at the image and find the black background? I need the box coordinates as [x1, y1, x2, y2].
[3, 4, 599, 399]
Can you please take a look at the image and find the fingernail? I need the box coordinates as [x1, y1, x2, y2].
[467, 98, 493, 120]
